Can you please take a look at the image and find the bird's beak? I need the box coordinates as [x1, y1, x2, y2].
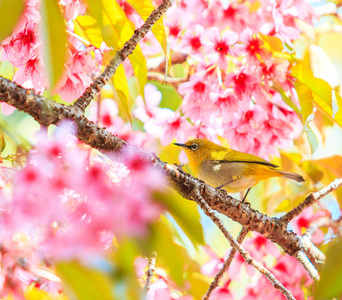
[173, 143, 189, 148]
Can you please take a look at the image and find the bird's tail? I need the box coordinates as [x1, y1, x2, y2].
[278, 171, 305, 182]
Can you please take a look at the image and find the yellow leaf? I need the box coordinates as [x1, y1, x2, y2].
[292, 63, 332, 109]
[112, 64, 132, 123]
[128, 45, 147, 96]
[259, 33, 283, 52]
[292, 63, 342, 127]
[102, 0, 147, 96]
[40, 0, 68, 89]
[84, 0, 103, 27]
[0, 0, 25, 43]
[126, 0, 167, 54]
[335, 92, 342, 123]
[294, 81, 313, 123]
[74, 15, 103, 48]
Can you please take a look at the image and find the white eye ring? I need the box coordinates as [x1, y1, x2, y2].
[190, 143, 199, 151]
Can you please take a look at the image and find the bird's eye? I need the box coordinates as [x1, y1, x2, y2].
[190, 143, 199, 151]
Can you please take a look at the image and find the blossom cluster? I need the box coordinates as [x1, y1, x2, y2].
[127, 0, 314, 157]
[0, 0, 108, 104]
[0, 0, 313, 158]
[0, 126, 165, 296]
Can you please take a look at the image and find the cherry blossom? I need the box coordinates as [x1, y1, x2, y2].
[206, 27, 238, 69]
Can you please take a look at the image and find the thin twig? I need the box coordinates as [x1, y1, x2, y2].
[281, 178, 342, 223]
[303, 217, 340, 241]
[73, 0, 174, 112]
[204, 227, 249, 299]
[295, 251, 320, 281]
[300, 237, 326, 265]
[147, 72, 188, 83]
[190, 189, 296, 300]
[301, 216, 342, 264]
[144, 252, 157, 292]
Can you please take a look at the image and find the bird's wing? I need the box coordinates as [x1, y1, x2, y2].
[211, 149, 279, 168]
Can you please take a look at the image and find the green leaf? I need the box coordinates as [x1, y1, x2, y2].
[275, 85, 301, 115]
[156, 189, 205, 247]
[0, 117, 31, 150]
[148, 220, 186, 286]
[126, 0, 167, 54]
[0, 0, 25, 43]
[56, 261, 114, 300]
[40, 0, 68, 89]
[111, 64, 133, 123]
[314, 239, 342, 300]
[304, 123, 319, 155]
[294, 81, 313, 123]
[0, 132, 6, 153]
[151, 81, 182, 111]
[114, 239, 142, 299]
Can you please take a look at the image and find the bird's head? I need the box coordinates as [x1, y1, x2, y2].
[173, 139, 225, 172]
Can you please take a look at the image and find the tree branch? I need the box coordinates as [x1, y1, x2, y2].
[204, 227, 249, 299]
[0, 79, 335, 265]
[73, 0, 174, 112]
[190, 189, 295, 300]
[281, 178, 342, 223]
[144, 252, 157, 292]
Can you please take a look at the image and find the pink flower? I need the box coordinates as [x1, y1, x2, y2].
[243, 255, 312, 300]
[54, 67, 93, 102]
[244, 233, 280, 261]
[1, 22, 39, 66]
[59, 0, 86, 20]
[258, 58, 289, 91]
[134, 257, 148, 278]
[180, 25, 206, 59]
[94, 42, 111, 67]
[225, 66, 258, 100]
[178, 73, 218, 122]
[210, 279, 233, 299]
[238, 28, 270, 63]
[292, 207, 328, 244]
[13, 56, 48, 93]
[271, 8, 300, 46]
[134, 84, 174, 137]
[179, 73, 212, 104]
[159, 112, 193, 145]
[147, 279, 172, 300]
[1, 103, 16, 116]
[229, 252, 255, 278]
[212, 89, 239, 119]
[68, 47, 96, 74]
[221, 3, 251, 33]
[201, 246, 225, 277]
[206, 27, 238, 69]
